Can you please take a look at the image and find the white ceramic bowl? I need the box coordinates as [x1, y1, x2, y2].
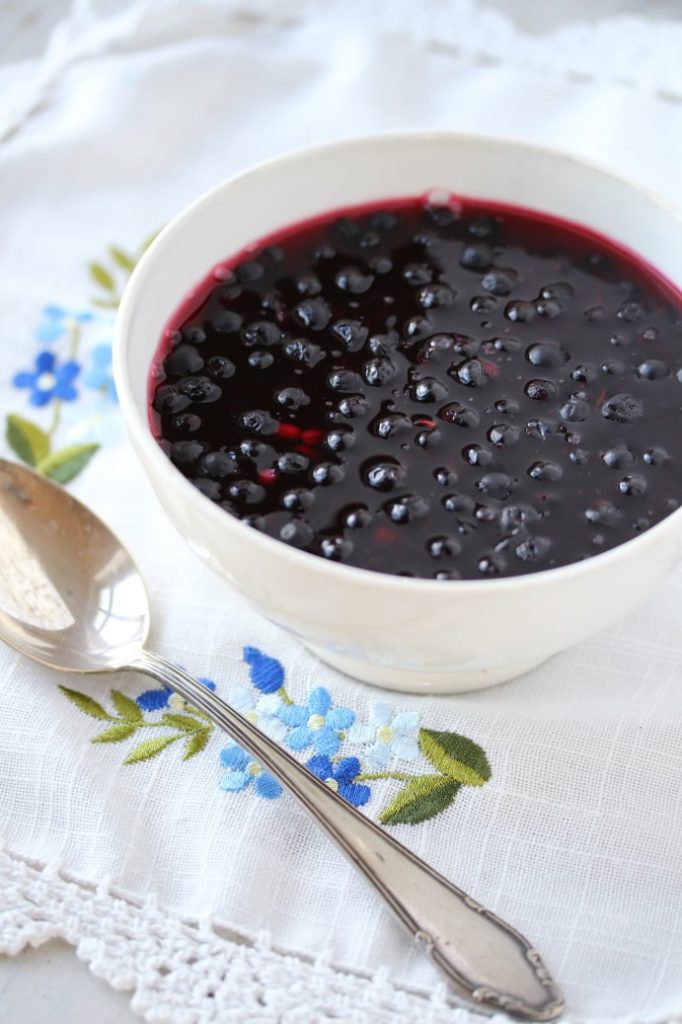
[114, 132, 682, 694]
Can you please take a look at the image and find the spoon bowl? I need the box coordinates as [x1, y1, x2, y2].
[0, 456, 563, 1020]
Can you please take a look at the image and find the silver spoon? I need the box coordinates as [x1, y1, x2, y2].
[0, 457, 563, 1020]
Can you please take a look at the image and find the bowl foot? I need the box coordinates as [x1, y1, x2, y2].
[302, 644, 546, 694]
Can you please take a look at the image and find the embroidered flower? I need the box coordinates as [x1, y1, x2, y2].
[83, 343, 116, 402]
[136, 675, 216, 712]
[243, 646, 284, 693]
[277, 687, 354, 756]
[219, 744, 282, 799]
[13, 351, 80, 407]
[347, 704, 421, 769]
[228, 685, 287, 741]
[35, 304, 93, 343]
[306, 755, 370, 806]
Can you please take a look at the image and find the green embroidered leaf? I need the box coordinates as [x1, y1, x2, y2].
[91, 297, 120, 310]
[58, 685, 113, 721]
[380, 775, 462, 826]
[108, 245, 135, 272]
[5, 414, 50, 467]
[91, 723, 138, 744]
[37, 443, 99, 484]
[89, 261, 115, 292]
[123, 735, 179, 764]
[182, 729, 210, 760]
[110, 690, 143, 722]
[160, 713, 202, 733]
[418, 728, 491, 787]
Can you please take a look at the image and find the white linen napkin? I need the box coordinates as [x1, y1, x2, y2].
[1, 3, 682, 1021]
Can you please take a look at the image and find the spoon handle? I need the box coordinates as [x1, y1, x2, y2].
[129, 648, 563, 1021]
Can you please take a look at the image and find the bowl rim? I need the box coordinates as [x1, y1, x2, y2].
[114, 128, 682, 594]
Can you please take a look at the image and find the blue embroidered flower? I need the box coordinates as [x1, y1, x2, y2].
[35, 304, 93, 344]
[229, 685, 287, 741]
[13, 351, 80, 407]
[347, 704, 421, 769]
[219, 744, 282, 799]
[136, 675, 216, 712]
[243, 646, 284, 693]
[306, 755, 370, 806]
[277, 687, 354, 756]
[83, 343, 116, 402]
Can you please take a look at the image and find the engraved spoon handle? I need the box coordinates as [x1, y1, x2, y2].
[128, 649, 563, 1021]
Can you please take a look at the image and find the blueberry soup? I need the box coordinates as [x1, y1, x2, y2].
[149, 195, 682, 580]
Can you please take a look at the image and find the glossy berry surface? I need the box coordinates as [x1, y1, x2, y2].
[150, 194, 682, 579]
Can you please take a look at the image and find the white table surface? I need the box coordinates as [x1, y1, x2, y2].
[1, 1, 679, 1022]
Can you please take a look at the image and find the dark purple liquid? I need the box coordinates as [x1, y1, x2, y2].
[149, 195, 682, 579]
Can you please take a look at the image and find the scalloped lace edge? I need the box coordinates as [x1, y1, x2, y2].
[0, 845, 670, 1024]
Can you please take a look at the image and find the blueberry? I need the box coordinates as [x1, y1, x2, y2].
[438, 403, 480, 428]
[617, 301, 646, 323]
[481, 269, 517, 296]
[312, 462, 345, 485]
[228, 479, 266, 504]
[585, 500, 623, 527]
[211, 310, 242, 334]
[282, 488, 315, 511]
[368, 330, 400, 356]
[528, 460, 563, 482]
[178, 376, 222, 403]
[295, 272, 322, 295]
[470, 295, 498, 314]
[235, 260, 264, 282]
[320, 535, 354, 560]
[411, 377, 448, 403]
[153, 385, 191, 414]
[240, 439, 267, 459]
[477, 553, 505, 576]
[368, 210, 399, 231]
[279, 520, 314, 547]
[417, 283, 455, 309]
[277, 452, 310, 474]
[570, 363, 597, 383]
[490, 336, 522, 354]
[245, 350, 273, 371]
[369, 256, 393, 274]
[476, 472, 516, 500]
[198, 451, 236, 478]
[327, 369, 364, 393]
[334, 267, 374, 294]
[337, 394, 369, 418]
[171, 413, 201, 433]
[403, 315, 432, 341]
[602, 446, 634, 469]
[371, 412, 412, 438]
[434, 569, 463, 580]
[415, 427, 441, 448]
[504, 301, 536, 323]
[449, 358, 486, 388]
[402, 262, 433, 285]
[416, 334, 455, 363]
[462, 444, 493, 467]
[170, 440, 207, 466]
[164, 345, 204, 376]
[241, 321, 281, 347]
[524, 379, 557, 401]
[619, 474, 647, 496]
[500, 504, 541, 532]
[488, 423, 520, 447]
[601, 393, 643, 423]
[331, 319, 369, 352]
[193, 478, 222, 500]
[205, 356, 236, 381]
[526, 342, 569, 368]
[434, 466, 458, 486]
[275, 387, 310, 410]
[342, 504, 371, 529]
[636, 359, 669, 380]
[643, 446, 669, 465]
[294, 297, 332, 330]
[363, 357, 397, 387]
[560, 398, 589, 423]
[460, 243, 492, 270]
[363, 457, 405, 491]
[494, 397, 520, 415]
[442, 493, 475, 515]
[569, 449, 589, 465]
[239, 409, 279, 435]
[525, 418, 556, 440]
[515, 536, 551, 563]
[384, 494, 429, 524]
[359, 230, 382, 249]
[540, 282, 574, 303]
[326, 428, 355, 452]
[427, 204, 458, 227]
[428, 535, 462, 558]
[283, 338, 324, 366]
